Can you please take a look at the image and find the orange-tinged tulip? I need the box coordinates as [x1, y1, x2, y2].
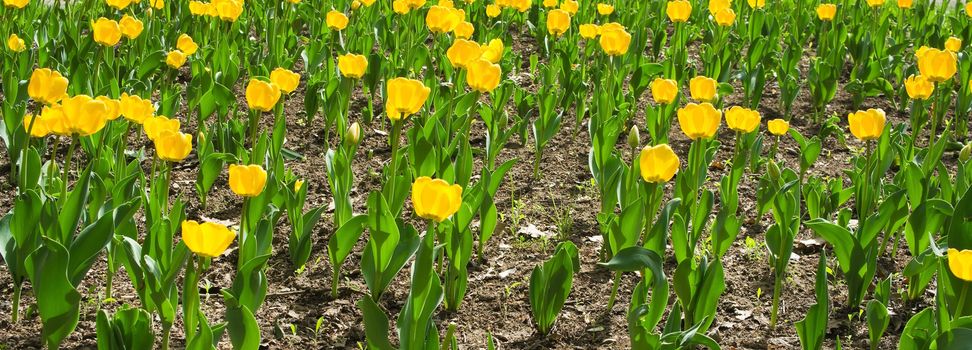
[666, 0, 691, 22]
[689, 76, 718, 102]
[715, 8, 735, 26]
[579, 24, 599, 39]
[948, 248, 972, 282]
[725, 106, 761, 133]
[597, 3, 614, 15]
[546, 9, 570, 37]
[446, 39, 483, 68]
[338, 54, 369, 79]
[427, 6, 461, 33]
[106, 0, 131, 9]
[847, 109, 886, 141]
[229, 164, 268, 197]
[182, 220, 236, 258]
[28, 68, 69, 105]
[245, 79, 282, 112]
[97, 96, 121, 120]
[816, 4, 836, 20]
[120, 93, 154, 124]
[559, 0, 578, 14]
[3, 0, 28, 8]
[747, 0, 765, 9]
[144, 115, 181, 141]
[466, 59, 502, 93]
[454, 21, 475, 39]
[385, 77, 431, 121]
[92, 18, 122, 46]
[177, 34, 198, 55]
[917, 48, 957, 82]
[767, 119, 789, 136]
[651, 78, 678, 104]
[599, 25, 631, 56]
[677, 102, 722, 140]
[708, 0, 729, 14]
[119, 15, 143, 39]
[946, 37, 963, 52]
[904, 75, 934, 100]
[270, 68, 300, 94]
[7, 34, 25, 52]
[481, 39, 504, 63]
[411, 176, 463, 222]
[155, 130, 193, 162]
[486, 4, 501, 16]
[23, 114, 50, 138]
[639, 144, 680, 183]
[166, 50, 187, 68]
[326, 10, 349, 31]
[61, 95, 110, 136]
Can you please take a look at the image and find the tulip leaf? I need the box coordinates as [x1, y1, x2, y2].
[359, 296, 394, 350]
[31, 237, 82, 349]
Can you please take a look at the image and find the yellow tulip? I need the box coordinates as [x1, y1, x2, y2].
[466, 59, 502, 93]
[338, 54, 369, 79]
[438, 0, 455, 8]
[42, 106, 72, 137]
[511, 0, 531, 13]
[150, 0, 164, 10]
[579, 24, 600, 39]
[677, 102, 722, 140]
[847, 109, 886, 141]
[427, 6, 461, 33]
[639, 144, 680, 183]
[708, 0, 729, 15]
[865, 0, 884, 7]
[596, 3, 614, 15]
[481, 39, 504, 63]
[188, 1, 208, 15]
[214, 0, 243, 22]
[897, 0, 912, 8]
[166, 50, 187, 69]
[182, 221, 236, 258]
[346, 122, 362, 145]
[393, 0, 410, 14]
[3, 0, 28, 9]
[326, 10, 349, 31]
[767, 119, 789, 136]
[28, 68, 69, 105]
[155, 130, 193, 162]
[385, 77, 431, 121]
[948, 248, 972, 282]
[7, 34, 25, 52]
[689, 75, 718, 102]
[714, 9, 735, 26]
[904, 75, 934, 100]
[245, 78, 282, 112]
[270, 68, 300, 94]
[651, 78, 679, 104]
[119, 15, 143, 39]
[23, 114, 50, 138]
[917, 48, 958, 82]
[96, 96, 121, 120]
[725, 106, 761, 133]
[446, 39, 483, 68]
[967, 2, 972, 17]
[816, 4, 836, 20]
[454, 21, 475, 39]
[542, 0, 557, 7]
[177, 34, 198, 55]
[747, 0, 765, 9]
[92, 18, 122, 47]
[559, 0, 578, 14]
[61, 95, 109, 136]
[599, 26, 631, 56]
[411, 176, 463, 222]
[666, 0, 692, 22]
[229, 164, 268, 197]
[486, 4, 501, 17]
[106, 0, 131, 8]
[946, 37, 963, 52]
[119, 93, 154, 124]
[350, 0, 361, 9]
[361, 0, 376, 6]
[546, 9, 570, 37]
[144, 115, 181, 141]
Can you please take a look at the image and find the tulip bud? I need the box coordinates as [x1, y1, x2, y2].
[767, 160, 781, 181]
[961, 143, 972, 163]
[627, 125, 641, 149]
[347, 122, 362, 145]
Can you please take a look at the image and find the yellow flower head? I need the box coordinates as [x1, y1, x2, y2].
[466, 59, 502, 93]
[427, 6, 461, 33]
[182, 220, 236, 258]
[599, 25, 631, 56]
[946, 36, 963, 53]
[338, 54, 369, 79]
[715, 8, 735, 26]
[270, 68, 300, 94]
[106, 0, 131, 9]
[689, 75, 718, 102]
[7, 34, 25, 52]
[747, 0, 765, 9]
[166, 50, 187, 69]
[847, 108, 886, 141]
[948, 248, 972, 282]
[96, 96, 121, 120]
[28, 68, 69, 105]
[596, 3, 614, 15]
[546, 9, 571, 37]
[767, 119, 789, 136]
[120, 93, 154, 124]
[481, 39, 504, 63]
[3, 0, 28, 9]
[411, 176, 463, 222]
[229, 164, 268, 197]
[119, 15, 144, 39]
[816, 4, 836, 20]
[454, 21, 475, 39]
[385, 77, 431, 121]
[666, 0, 691, 22]
[92, 18, 122, 46]
[23, 114, 50, 138]
[708, 0, 729, 15]
[725, 106, 761, 133]
[486, 4, 501, 17]
[144, 115, 181, 141]
[326, 10, 349, 30]
[639, 144, 680, 183]
[677, 102, 722, 140]
[446, 39, 483, 68]
[579, 24, 600, 39]
[904, 74, 934, 100]
[651, 78, 678, 104]
[559, 0, 578, 14]
[177, 34, 198, 55]
[917, 48, 957, 82]
[155, 130, 193, 162]
[61, 95, 110, 136]
[245, 78, 282, 112]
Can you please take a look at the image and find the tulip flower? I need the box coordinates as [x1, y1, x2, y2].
[155, 130, 193, 162]
[393, 0, 410, 14]
[144, 115, 181, 141]
[96, 96, 121, 120]
[481, 39, 504, 63]
[546, 9, 570, 37]
[560, 0, 578, 14]
[28, 68, 69, 105]
[270, 68, 300, 94]
[454, 21, 475, 39]
[486, 4, 501, 16]
[847, 109, 886, 141]
[725, 106, 761, 133]
[326, 10, 349, 31]
[967, 2, 972, 17]
[3, 0, 28, 8]
[917, 48, 957, 82]
[182, 221, 236, 258]
[865, 0, 884, 7]
[897, 0, 912, 8]
[361, 0, 376, 6]
[166, 50, 187, 69]
[466, 59, 502, 93]
[904, 75, 934, 100]
[689, 76, 718, 102]
[599, 25, 631, 56]
[596, 3, 614, 15]
[229, 164, 268, 197]
[177, 34, 198, 55]
[119, 15, 143, 39]
[946, 37, 963, 53]
[150, 0, 164, 9]
[7, 34, 25, 52]
[447, 39, 483, 68]
[639, 144, 680, 183]
[23, 114, 50, 138]
[411, 177, 463, 222]
[92, 18, 122, 46]
[511, 0, 531, 12]
[61, 95, 110, 136]
[42, 106, 71, 137]
[427, 6, 461, 33]
[542, 0, 557, 7]
[385, 77, 431, 121]
[817, 4, 836, 20]
[651, 78, 679, 104]
[120, 93, 154, 124]
[338, 54, 369, 79]
[214, 0, 243, 22]
[949, 248, 972, 282]
[677, 102, 722, 140]
[346, 122, 362, 145]
[767, 119, 789, 136]
[666, 0, 691, 22]
[579, 24, 599, 39]
[245, 78, 282, 112]
[715, 9, 735, 26]
[708, 0, 729, 14]
[747, 0, 765, 9]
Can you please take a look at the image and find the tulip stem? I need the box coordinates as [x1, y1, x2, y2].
[183, 256, 200, 342]
[956, 283, 970, 318]
[248, 110, 261, 156]
[59, 137, 78, 206]
[606, 271, 621, 313]
[11, 282, 20, 324]
[47, 137, 60, 190]
[770, 274, 783, 330]
[387, 120, 402, 204]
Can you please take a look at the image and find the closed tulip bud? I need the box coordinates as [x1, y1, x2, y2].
[715, 8, 735, 26]
[597, 3, 614, 15]
[177, 34, 198, 55]
[904, 75, 934, 100]
[579, 24, 600, 39]
[3, 0, 28, 9]
[229, 164, 268, 197]
[546, 9, 570, 37]
[946, 37, 963, 52]
[639, 144, 680, 183]
[270, 68, 300, 94]
[120, 93, 155, 124]
[385, 77, 431, 121]
[677, 102, 722, 140]
[245, 78, 282, 112]
[948, 249, 972, 282]
[767, 159, 781, 180]
[767, 119, 789, 136]
[486, 4, 501, 16]
[182, 221, 236, 258]
[627, 125, 641, 149]
[897, 0, 912, 8]
[816, 4, 836, 20]
[454, 21, 475, 39]
[689, 75, 718, 102]
[542, 0, 557, 7]
[166, 50, 187, 69]
[7, 34, 25, 52]
[23, 114, 50, 138]
[651, 78, 678, 104]
[866, 0, 884, 7]
[346, 122, 362, 144]
[961, 143, 972, 162]
[144, 115, 181, 141]
[466, 59, 502, 93]
[96, 96, 121, 120]
[214, 0, 243, 22]
[481, 39, 504, 63]
[412, 177, 463, 222]
[560, 0, 578, 14]
[119, 15, 143, 39]
[62, 95, 110, 136]
[666, 0, 691, 22]
[106, 0, 131, 9]
[725, 106, 761, 133]
[917, 48, 957, 82]
[708, 0, 729, 15]
[599, 25, 631, 56]
[847, 108, 886, 141]
[155, 130, 193, 162]
[351, 0, 360, 9]
[28, 68, 69, 105]
[338, 54, 369, 79]
[447, 39, 483, 68]
[92, 18, 122, 46]
[747, 0, 765, 9]
[427, 6, 461, 33]
[326, 10, 349, 31]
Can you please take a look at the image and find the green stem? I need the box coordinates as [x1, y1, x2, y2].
[387, 119, 402, 202]
[606, 271, 622, 313]
[59, 137, 78, 206]
[956, 283, 970, 318]
[11, 283, 20, 324]
[160, 324, 172, 350]
[770, 274, 783, 329]
[183, 256, 200, 342]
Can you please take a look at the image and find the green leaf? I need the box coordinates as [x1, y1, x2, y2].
[359, 297, 394, 350]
